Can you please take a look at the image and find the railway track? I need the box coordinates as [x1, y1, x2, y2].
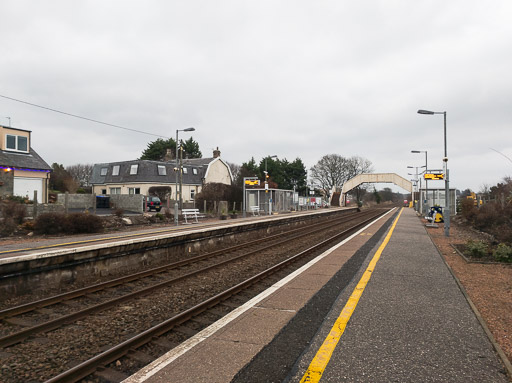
[0, 208, 392, 383]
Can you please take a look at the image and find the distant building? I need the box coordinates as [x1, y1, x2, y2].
[90, 148, 232, 202]
[0, 125, 52, 203]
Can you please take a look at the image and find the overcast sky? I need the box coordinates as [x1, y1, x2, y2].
[1, 1, 511, 193]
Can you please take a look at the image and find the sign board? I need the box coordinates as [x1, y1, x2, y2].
[244, 179, 260, 186]
[424, 173, 444, 180]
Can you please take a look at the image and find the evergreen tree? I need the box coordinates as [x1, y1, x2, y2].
[140, 137, 201, 161]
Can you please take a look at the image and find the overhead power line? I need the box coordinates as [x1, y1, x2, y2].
[490, 148, 512, 164]
[0, 93, 170, 139]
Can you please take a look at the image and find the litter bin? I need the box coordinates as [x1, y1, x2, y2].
[96, 195, 110, 209]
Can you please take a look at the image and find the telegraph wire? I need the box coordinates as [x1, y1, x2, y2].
[0, 94, 170, 139]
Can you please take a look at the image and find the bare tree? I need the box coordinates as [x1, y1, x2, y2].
[309, 154, 350, 197]
[310, 154, 373, 201]
[66, 164, 93, 187]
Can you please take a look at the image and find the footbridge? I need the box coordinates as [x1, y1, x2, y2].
[341, 173, 412, 206]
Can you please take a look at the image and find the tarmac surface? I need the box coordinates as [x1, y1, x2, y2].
[123, 207, 510, 383]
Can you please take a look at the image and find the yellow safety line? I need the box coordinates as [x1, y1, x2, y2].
[300, 207, 404, 383]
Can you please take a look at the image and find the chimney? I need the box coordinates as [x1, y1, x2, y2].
[164, 148, 173, 161]
[213, 147, 221, 158]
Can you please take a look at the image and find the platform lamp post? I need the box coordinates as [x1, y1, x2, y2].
[174, 127, 195, 226]
[407, 166, 419, 211]
[411, 150, 428, 216]
[418, 109, 449, 237]
[265, 155, 277, 215]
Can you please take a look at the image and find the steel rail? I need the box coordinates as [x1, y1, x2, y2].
[44, 209, 390, 383]
[0, 211, 370, 347]
[0, 211, 362, 319]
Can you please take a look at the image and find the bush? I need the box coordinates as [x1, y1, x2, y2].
[34, 213, 67, 235]
[464, 240, 489, 258]
[492, 243, 512, 263]
[0, 218, 17, 237]
[155, 213, 164, 221]
[65, 213, 103, 234]
[34, 212, 103, 235]
[460, 198, 478, 222]
[1, 200, 27, 224]
[114, 208, 124, 217]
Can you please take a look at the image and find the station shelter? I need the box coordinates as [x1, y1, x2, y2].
[245, 188, 294, 215]
[417, 188, 457, 217]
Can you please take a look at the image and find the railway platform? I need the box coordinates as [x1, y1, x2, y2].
[123, 207, 510, 383]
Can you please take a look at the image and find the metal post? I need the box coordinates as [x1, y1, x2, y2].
[443, 112, 450, 237]
[174, 130, 179, 226]
[243, 178, 246, 218]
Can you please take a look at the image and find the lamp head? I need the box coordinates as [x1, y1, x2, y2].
[184, 127, 195, 132]
[417, 109, 434, 115]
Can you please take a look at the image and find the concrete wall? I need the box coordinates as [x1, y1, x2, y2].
[109, 194, 144, 213]
[26, 203, 65, 218]
[57, 193, 144, 213]
[57, 193, 96, 209]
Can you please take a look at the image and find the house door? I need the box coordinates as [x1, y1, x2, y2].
[14, 177, 43, 203]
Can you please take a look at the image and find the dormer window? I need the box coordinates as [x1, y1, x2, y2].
[158, 165, 166, 175]
[112, 165, 120, 176]
[183, 167, 188, 174]
[130, 164, 138, 175]
[6, 134, 28, 152]
[193, 168, 198, 175]
[100, 167, 108, 176]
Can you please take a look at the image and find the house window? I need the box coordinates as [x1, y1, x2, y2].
[101, 189, 107, 194]
[192, 168, 198, 175]
[158, 165, 166, 175]
[129, 187, 140, 194]
[190, 189, 195, 200]
[110, 187, 121, 194]
[100, 167, 108, 176]
[6, 134, 28, 152]
[112, 165, 120, 176]
[130, 164, 138, 175]
[183, 167, 188, 174]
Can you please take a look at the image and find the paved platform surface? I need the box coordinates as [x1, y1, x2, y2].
[123, 208, 510, 383]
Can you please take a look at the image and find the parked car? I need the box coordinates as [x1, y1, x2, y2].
[145, 196, 162, 212]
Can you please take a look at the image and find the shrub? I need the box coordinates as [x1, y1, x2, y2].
[492, 243, 512, 263]
[114, 208, 124, 217]
[34, 212, 103, 235]
[0, 218, 17, 237]
[34, 213, 67, 235]
[464, 240, 489, 258]
[474, 203, 501, 231]
[460, 198, 478, 222]
[1, 200, 27, 224]
[155, 213, 164, 221]
[64, 213, 103, 234]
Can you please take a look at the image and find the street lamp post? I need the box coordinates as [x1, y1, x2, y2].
[418, 109, 449, 236]
[412, 150, 428, 215]
[174, 127, 195, 226]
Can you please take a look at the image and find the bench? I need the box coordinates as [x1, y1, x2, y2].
[249, 206, 260, 216]
[182, 208, 205, 224]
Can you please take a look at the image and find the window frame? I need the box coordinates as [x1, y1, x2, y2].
[112, 165, 120, 176]
[100, 167, 108, 176]
[157, 165, 166, 176]
[182, 167, 188, 174]
[130, 164, 138, 175]
[5, 134, 29, 153]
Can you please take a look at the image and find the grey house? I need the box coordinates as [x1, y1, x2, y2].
[91, 149, 232, 203]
